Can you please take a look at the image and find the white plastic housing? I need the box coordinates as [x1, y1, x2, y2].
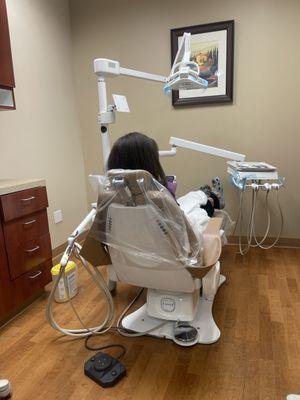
[169, 137, 246, 161]
[94, 58, 120, 77]
[146, 288, 199, 321]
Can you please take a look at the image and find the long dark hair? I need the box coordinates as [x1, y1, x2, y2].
[107, 132, 166, 184]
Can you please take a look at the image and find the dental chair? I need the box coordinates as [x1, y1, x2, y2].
[81, 169, 225, 346]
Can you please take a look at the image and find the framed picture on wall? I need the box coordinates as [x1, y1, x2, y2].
[171, 20, 234, 107]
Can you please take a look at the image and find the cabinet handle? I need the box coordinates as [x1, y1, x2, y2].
[23, 219, 36, 226]
[26, 245, 40, 254]
[28, 270, 42, 279]
[21, 196, 35, 203]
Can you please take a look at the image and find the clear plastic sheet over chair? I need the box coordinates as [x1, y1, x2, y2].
[85, 169, 204, 270]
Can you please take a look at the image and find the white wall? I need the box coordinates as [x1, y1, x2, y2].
[0, 0, 88, 248]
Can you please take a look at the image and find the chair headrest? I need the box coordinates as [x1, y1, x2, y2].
[107, 169, 156, 197]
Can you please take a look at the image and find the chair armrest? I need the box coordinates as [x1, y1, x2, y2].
[202, 217, 223, 267]
[204, 217, 223, 235]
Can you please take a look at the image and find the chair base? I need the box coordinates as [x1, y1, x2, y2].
[122, 274, 226, 346]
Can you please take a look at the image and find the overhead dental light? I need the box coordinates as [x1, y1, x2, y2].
[93, 32, 244, 166]
[163, 62, 207, 93]
[163, 32, 208, 93]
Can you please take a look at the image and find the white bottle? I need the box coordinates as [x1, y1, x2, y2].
[0, 379, 12, 399]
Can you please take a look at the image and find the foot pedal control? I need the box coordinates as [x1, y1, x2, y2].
[84, 352, 126, 388]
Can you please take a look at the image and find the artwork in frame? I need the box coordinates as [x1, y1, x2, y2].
[171, 20, 234, 107]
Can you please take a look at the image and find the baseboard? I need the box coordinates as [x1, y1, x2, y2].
[0, 290, 46, 330]
[227, 235, 300, 249]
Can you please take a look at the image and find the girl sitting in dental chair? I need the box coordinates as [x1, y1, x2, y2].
[107, 132, 224, 240]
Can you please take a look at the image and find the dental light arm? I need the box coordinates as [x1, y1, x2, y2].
[172, 30, 191, 69]
[94, 59, 166, 83]
[94, 33, 212, 166]
[159, 137, 246, 162]
[94, 58, 167, 166]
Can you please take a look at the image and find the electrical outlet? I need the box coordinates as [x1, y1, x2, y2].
[54, 210, 63, 224]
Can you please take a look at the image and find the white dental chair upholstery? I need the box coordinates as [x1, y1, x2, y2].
[81, 169, 225, 345]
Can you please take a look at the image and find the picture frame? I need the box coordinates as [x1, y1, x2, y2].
[171, 20, 234, 107]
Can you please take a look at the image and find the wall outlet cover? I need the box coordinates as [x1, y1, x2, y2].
[54, 210, 63, 224]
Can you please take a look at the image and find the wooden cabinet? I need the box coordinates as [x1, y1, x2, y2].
[0, 186, 52, 324]
[0, 0, 15, 109]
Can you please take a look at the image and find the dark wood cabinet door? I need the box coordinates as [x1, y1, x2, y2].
[0, 0, 15, 87]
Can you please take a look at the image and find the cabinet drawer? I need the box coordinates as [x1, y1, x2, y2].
[7, 233, 52, 280]
[10, 261, 52, 310]
[3, 210, 49, 250]
[0, 186, 48, 222]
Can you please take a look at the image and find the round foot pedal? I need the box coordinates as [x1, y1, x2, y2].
[173, 322, 198, 347]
